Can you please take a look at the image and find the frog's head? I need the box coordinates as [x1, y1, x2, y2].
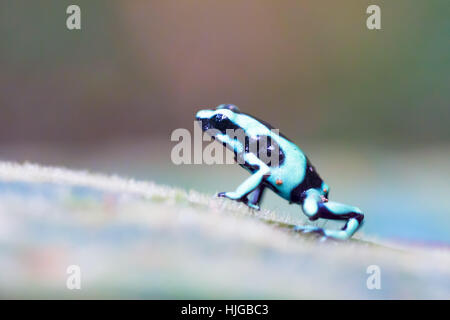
[196, 104, 241, 134]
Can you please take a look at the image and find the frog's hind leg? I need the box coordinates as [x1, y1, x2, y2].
[297, 194, 364, 240]
[245, 185, 266, 210]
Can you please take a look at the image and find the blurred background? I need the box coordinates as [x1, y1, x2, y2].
[0, 0, 449, 243]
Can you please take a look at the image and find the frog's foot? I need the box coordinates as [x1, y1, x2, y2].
[217, 191, 242, 200]
[217, 192, 260, 210]
[294, 225, 335, 242]
[245, 185, 265, 211]
[246, 202, 260, 210]
[293, 225, 325, 235]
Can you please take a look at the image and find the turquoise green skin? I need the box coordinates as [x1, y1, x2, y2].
[196, 104, 364, 240]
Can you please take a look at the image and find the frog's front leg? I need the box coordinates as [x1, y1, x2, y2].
[296, 190, 364, 240]
[218, 154, 270, 209]
[245, 185, 266, 210]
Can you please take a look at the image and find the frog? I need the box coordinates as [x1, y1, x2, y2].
[195, 104, 364, 240]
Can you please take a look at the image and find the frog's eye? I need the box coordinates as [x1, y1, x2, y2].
[213, 113, 228, 122]
[216, 104, 240, 113]
[210, 113, 231, 132]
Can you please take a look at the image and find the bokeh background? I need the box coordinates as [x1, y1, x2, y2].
[1, 0, 449, 243]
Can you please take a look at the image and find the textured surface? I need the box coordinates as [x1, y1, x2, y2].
[0, 162, 449, 299]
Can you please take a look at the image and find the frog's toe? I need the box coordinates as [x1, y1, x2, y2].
[246, 203, 260, 210]
[293, 225, 325, 236]
[217, 191, 241, 200]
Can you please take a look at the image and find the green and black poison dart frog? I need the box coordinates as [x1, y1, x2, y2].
[196, 104, 364, 240]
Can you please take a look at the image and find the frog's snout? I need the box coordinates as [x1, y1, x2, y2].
[196, 109, 213, 119]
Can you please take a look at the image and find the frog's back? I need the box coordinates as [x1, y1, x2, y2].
[237, 113, 324, 201]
